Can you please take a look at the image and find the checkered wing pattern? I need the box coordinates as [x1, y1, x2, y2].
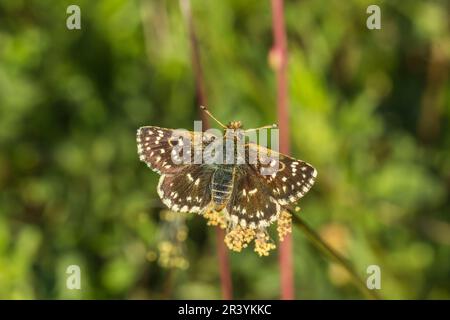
[137, 126, 219, 214]
[225, 143, 317, 228]
[226, 165, 281, 229]
[137, 126, 217, 174]
[157, 165, 215, 214]
[247, 144, 317, 206]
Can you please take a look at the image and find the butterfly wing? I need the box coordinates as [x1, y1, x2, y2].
[138, 126, 218, 213]
[225, 143, 317, 229]
[157, 165, 215, 214]
[226, 165, 281, 229]
[137, 126, 217, 174]
[247, 143, 317, 206]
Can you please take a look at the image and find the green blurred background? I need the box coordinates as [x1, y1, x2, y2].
[0, 0, 449, 299]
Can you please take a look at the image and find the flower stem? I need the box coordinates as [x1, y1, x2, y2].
[270, 0, 294, 300]
[290, 210, 381, 300]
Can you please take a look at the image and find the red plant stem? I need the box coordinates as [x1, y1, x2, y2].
[180, 0, 233, 300]
[215, 228, 233, 299]
[270, 0, 294, 300]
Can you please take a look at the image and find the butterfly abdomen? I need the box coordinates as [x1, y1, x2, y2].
[211, 166, 235, 210]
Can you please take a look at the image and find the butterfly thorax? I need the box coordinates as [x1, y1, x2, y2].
[211, 164, 235, 211]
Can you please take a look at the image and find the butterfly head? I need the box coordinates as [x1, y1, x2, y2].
[227, 121, 243, 130]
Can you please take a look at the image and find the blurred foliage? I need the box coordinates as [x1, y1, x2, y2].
[0, 0, 449, 299]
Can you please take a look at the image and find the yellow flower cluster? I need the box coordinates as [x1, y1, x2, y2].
[202, 208, 227, 229]
[277, 210, 292, 241]
[224, 226, 256, 252]
[155, 206, 296, 265]
[223, 224, 277, 257]
[254, 232, 276, 256]
[201, 208, 294, 257]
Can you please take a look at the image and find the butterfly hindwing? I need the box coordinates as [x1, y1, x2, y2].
[226, 165, 281, 229]
[157, 165, 215, 214]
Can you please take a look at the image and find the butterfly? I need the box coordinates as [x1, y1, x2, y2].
[137, 106, 317, 231]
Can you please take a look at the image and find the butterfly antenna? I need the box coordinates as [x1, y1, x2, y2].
[200, 105, 227, 128]
[244, 124, 278, 132]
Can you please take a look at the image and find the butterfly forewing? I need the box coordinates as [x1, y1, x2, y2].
[137, 126, 217, 174]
